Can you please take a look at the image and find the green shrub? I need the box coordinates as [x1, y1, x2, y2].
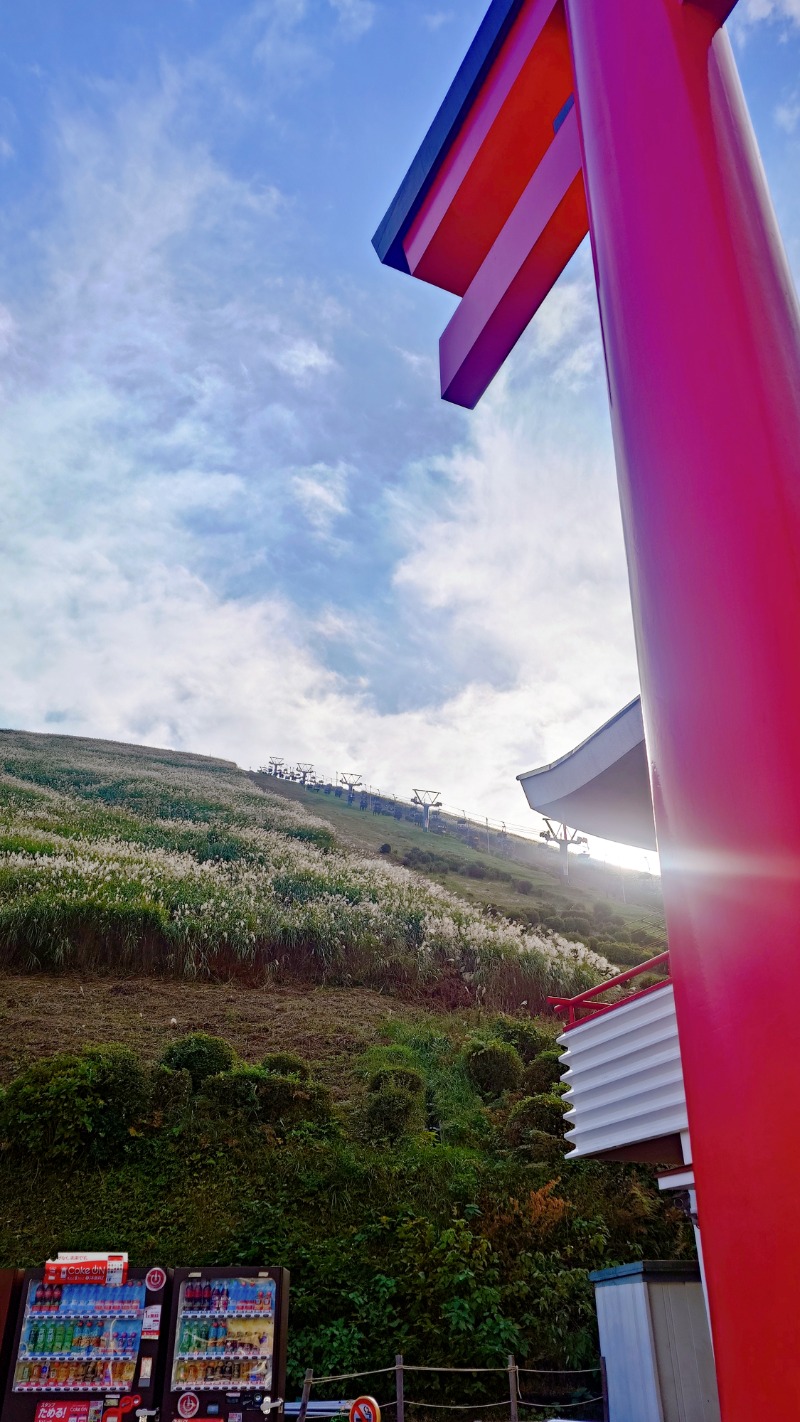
[563, 915, 592, 937]
[513, 879, 533, 895]
[262, 1052, 311, 1081]
[505, 1093, 567, 1144]
[463, 1039, 523, 1099]
[493, 1017, 552, 1063]
[149, 1065, 193, 1125]
[365, 1085, 425, 1143]
[199, 1068, 264, 1123]
[0, 1045, 148, 1164]
[367, 1065, 425, 1097]
[507, 1123, 567, 1164]
[160, 1033, 236, 1090]
[255, 1074, 332, 1131]
[523, 1050, 563, 1095]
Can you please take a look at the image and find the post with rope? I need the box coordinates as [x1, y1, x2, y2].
[297, 1370, 313, 1422]
[507, 1356, 518, 1422]
[600, 1357, 609, 1422]
[394, 1356, 404, 1422]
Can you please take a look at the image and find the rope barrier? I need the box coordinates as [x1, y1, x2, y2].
[518, 1400, 604, 1411]
[517, 1367, 601, 1376]
[400, 1401, 511, 1411]
[309, 1368, 398, 1384]
[307, 1364, 601, 1382]
[402, 1367, 509, 1375]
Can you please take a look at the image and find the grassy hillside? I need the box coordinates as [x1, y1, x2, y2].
[0, 730, 686, 1420]
[0, 729, 615, 1011]
[0, 1013, 694, 1419]
[255, 774, 667, 971]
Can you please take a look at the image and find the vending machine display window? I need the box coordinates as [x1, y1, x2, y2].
[13, 1279, 148, 1394]
[2, 1262, 171, 1422]
[163, 1267, 288, 1422]
[171, 1278, 276, 1393]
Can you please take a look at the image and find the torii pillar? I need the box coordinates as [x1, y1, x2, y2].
[373, 0, 800, 1415]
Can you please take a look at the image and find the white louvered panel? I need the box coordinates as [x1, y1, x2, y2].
[558, 983, 688, 1158]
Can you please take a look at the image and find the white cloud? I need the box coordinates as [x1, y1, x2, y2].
[269, 337, 336, 380]
[739, 0, 800, 23]
[0, 136, 14, 161]
[329, 0, 376, 38]
[775, 96, 800, 131]
[390, 272, 638, 782]
[291, 461, 351, 535]
[0, 40, 638, 841]
[422, 12, 454, 31]
[0, 305, 16, 357]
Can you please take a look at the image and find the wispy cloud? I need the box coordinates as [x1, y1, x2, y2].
[291, 461, 351, 536]
[775, 94, 800, 130]
[422, 10, 454, 30]
[3, 0, 795, 846]
[329, 0, 377, 38]
[739, 0, 800, 24]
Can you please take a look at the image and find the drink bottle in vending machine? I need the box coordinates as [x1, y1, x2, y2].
[1, 1257, 173, 1422]
[162, 1269, 288, 1422]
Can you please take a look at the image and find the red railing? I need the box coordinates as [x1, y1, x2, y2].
[548, 952, 671, 1030]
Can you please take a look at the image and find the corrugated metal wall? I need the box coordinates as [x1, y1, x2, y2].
[559, 985, 687, 1158]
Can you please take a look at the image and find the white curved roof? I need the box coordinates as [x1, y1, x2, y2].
[517, 697, 657, 850]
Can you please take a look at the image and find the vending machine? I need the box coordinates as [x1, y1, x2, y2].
[0, 1270, 25, 1396]
[1, 1255, 172, 1422]
[162, 1268, 289, 1422]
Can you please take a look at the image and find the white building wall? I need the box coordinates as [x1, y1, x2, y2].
[558, 984, 688, 1158]
[595, 1278, 664, 1422]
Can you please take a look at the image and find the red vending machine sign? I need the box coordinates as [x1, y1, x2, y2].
[34, 1402, 96, 1422]
[44, 1260, 128, 1289]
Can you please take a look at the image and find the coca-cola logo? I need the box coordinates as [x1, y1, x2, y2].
[177, 1394, 200, 1419]
[145, 1268, 167, 1292]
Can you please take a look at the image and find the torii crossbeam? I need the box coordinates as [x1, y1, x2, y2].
[373, 1, 800, 1416]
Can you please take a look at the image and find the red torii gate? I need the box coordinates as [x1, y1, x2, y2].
[373, 1, 800, 1416]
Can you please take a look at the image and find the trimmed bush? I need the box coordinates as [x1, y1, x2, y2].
[463, 1039, 524, 1099]
[505, 1093, 567, 1144]
[262, 1051, 311, 1081]
[199, 1068, 264, 1123]
[255, 1074, 332, 1131]
[522, 1050, 563, 1096]
[149, 1065, 193, 1125]
[367, 1065, 425, 1098]
[365, 1085, 425, 1143]
[494, 1017, 552, 1064]
[0, 1045, 148, 1164]
[507, 1123, 567, 1164]
[160, 1033, 236, 1090]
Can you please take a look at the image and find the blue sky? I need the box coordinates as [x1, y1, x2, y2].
[0, 0, 799, 855]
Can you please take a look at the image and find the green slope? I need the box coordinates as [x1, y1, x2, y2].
[256, 774, 667, 971]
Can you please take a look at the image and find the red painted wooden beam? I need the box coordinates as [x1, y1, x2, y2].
[680, 0, 739, 22]
[439, 104, 587, 407]
[402, 0, 574, 297]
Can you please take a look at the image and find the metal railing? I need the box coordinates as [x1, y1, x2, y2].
[548, 952, 671, 1029]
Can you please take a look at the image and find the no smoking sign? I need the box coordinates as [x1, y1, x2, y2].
[349, 1398, 381, 1422]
